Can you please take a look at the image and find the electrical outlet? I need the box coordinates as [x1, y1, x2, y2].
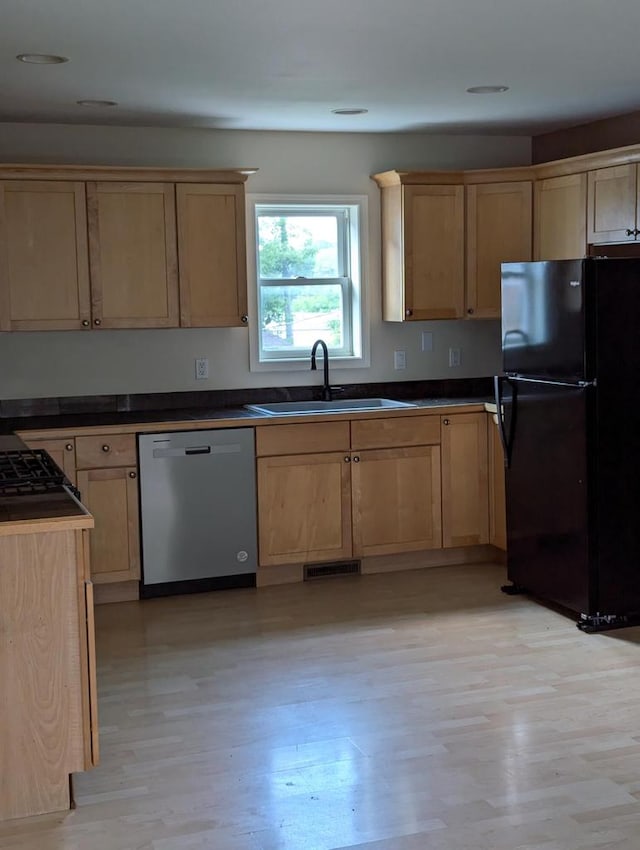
[394, 350, 406, 370]
[421, 331, 433, 352]
[448, 347, 461, 368]
[195, 357, 209, 380]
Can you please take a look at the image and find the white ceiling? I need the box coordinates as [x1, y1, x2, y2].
[3, 0, 640, 135]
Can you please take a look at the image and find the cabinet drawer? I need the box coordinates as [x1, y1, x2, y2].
[351, 415, 440, 450]
[256, 421, 350, 457]
[75, 434, 137, 468]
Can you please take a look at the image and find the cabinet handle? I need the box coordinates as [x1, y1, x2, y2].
[405, 308, 413, 317]
[128, 471, 137, 479]
[65, 443, 74, 451]
[626, 228, 635, 236]
[344, 456, 351, 463]
[81, 319, 90, 327]
[241, 314, 248, 324]
[353, 455, 360, 463]
[635, 229, 640, 237]
[101, 444, 110, 452]
[467, 308, 474, 315]
[94, 318, 102, 326]
[443, 418, 450, 425]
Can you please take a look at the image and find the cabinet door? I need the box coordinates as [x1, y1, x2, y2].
[22, 436, 77, 485]
[351, 446, 442, 557]
[403, 185, 465, 320]
[87, 182, 179, 328]
[534, 173, 587, 260]
[0, 181, 91, 331]
[466, 181, 532, 319]
[587, 164, 638, 243]
[177, 183, 248, 327]
[441, 412, 489, 548]
[487, 414, 507, 551]
[76, 467, 141, 583]
[257, 452, 352, 566]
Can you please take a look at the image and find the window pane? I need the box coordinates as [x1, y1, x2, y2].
[257, 215, 340, 279]
[260, 284, 344, 351]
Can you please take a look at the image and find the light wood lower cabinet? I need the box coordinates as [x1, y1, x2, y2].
[76, 466, 141, 583]
[441, 412, 489, 548]
[0, 527, 98, 821]
[351, 445, 442, 557]
[257, 452, 352, 566]
[257, 417, 445, 566]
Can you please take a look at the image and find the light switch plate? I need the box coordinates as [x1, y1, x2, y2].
[421, 332, 433, 352]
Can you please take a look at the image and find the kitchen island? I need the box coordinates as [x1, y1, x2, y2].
[0, 435, 98, 822]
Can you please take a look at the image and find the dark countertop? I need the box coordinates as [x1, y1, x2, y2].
[0, 378, 495, 435]
[5, 396, 493, 435]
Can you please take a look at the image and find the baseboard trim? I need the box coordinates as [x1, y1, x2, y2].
[256, 545, 503, 588]
[93, 580, 140, 604]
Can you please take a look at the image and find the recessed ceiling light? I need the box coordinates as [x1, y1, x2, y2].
[16, 53, 69, 64]
[331, 107, 369, 116]
[466, 85, 509, 94]
[76, 99, 118, 108]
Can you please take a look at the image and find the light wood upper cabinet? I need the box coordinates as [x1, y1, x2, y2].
[587, 164, 640, 243]
[257, 452, 353, 566]
[534, 173, 587, 260]
[0, 181, 91, 331]
[466, 181, 532, 319]
[441, 412, 489, 548]
[379, 181, 465, 321]
[76, 466, 141, 583]
[374, 172, 532, 321]
[177, 183, 248, 327]
[87, 182, 179, 328]
[351, 445, 442, 557]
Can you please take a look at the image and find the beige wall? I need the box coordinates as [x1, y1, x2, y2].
[0, 123, 531, 399]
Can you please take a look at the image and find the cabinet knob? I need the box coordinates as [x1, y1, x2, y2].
[405, 308, 413, 317]
[81, 319, 90, 327]
[65, 443, 73, 451]
[344, 455, 351, 463]
[94, 318, 102, 326]
[353, 455, 360, 463]
[102, 444, 110, 452]
[467, 308, 474, 315]
[241, 314, 248, 324]
[635, 229, 640, 237]
[626, 228, 635, 236]
[128, 471, 137, 479]
[443, 418, 450, 425]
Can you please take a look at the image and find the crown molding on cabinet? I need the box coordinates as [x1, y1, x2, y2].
[0, 164, 257, 182]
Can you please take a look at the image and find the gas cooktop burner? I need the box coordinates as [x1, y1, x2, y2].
[0, 449, 71, 497]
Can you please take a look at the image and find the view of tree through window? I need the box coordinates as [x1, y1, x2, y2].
[256, 209, 351, 355]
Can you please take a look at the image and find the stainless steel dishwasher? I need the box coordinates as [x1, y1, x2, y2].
[138, 428, 257, 597]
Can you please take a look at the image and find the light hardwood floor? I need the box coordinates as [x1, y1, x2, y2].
[2, 563, 640, 849]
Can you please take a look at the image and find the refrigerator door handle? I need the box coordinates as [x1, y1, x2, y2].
[493, 375, 516, 469]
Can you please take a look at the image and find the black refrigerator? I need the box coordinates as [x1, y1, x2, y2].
[495, 257, 640, 631]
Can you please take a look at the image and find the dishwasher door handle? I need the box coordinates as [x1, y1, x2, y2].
[152, 444, 242, 459]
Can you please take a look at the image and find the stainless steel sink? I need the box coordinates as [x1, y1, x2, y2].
[245, 398, 417, 416]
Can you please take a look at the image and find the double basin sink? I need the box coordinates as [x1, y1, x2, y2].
[245, 398, 416, 416]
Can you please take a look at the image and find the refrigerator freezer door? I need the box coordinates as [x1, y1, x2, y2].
[502, 259, 587, 381]
[504, 380, 592, 614]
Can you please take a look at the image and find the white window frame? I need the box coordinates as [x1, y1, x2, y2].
[247, 194, 369, 372]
